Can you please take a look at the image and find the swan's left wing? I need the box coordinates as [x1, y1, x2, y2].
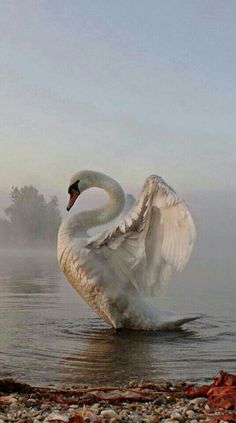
[86, 175, 196, 296]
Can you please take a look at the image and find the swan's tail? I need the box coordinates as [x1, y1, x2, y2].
[121, 297, 202, 330]
[154, 311, 202, 330]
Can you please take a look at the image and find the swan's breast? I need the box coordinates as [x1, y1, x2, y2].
[59, 244, 120, 326]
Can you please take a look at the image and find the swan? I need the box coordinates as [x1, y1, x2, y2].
[57, 170, 198, 330]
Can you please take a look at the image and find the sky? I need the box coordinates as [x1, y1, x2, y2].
[1, 0, 236, 215]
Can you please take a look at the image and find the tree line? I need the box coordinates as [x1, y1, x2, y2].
[0, 185, 61, 246]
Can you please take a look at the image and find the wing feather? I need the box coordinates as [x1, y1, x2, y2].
[86, 175, 196, 296]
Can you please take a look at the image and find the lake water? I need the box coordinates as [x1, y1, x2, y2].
[0, 245, 235, 387]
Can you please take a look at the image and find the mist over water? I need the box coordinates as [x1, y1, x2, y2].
[0, 190, 235, 386]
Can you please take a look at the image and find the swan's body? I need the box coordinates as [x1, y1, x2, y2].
[57, 170, 198, 330]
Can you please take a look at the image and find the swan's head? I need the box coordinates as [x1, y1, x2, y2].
[67, 170, 99, 211]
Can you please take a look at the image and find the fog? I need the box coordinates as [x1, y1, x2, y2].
[0, 186, 235, 292]
[171, 189, 236, 299]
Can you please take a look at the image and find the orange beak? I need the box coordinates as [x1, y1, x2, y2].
[67, 190, 80, 211]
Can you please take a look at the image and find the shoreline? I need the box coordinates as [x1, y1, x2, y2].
[0, 372, 236, 423]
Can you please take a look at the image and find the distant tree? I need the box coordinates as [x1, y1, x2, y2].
[44, 195, 62, 242]
[4, 185, 61, 244]
[0, 217, 10, 244]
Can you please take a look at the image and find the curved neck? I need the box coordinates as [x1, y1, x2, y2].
[59, 173, 125, 242]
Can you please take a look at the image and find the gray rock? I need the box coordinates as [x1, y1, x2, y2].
[153, 395, 167, 405]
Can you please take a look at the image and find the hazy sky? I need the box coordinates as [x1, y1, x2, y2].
[1, 0, 236, 213]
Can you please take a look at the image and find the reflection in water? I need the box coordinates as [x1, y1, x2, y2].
[59, 322, 194, 385]
[0, 250, 235, 385]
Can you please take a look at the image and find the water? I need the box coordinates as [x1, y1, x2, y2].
[0, 248, 235, 386]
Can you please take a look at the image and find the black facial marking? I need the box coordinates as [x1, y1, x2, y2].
[68, 179, 80, 194]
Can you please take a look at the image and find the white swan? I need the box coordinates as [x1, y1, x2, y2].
[57, 170, 198, 330]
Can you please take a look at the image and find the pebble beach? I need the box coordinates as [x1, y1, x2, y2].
[0, 372, 236, 423]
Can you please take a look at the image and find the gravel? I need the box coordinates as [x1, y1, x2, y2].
[0, 378, 235, 423]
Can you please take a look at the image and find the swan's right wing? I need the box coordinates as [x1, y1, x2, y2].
[86, 175, 196, 296]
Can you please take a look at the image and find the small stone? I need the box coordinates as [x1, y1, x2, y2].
[190, 420, 198, 423]
[186, 410, 195, 419]
[100, 409, 118, 419]
[170, 412, 182, 420]
[204, 404, 211, 411]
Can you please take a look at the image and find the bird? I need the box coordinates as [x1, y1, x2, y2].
[57, 170, 198, 330]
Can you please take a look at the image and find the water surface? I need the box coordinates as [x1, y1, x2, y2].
[0, 248, 235, 386]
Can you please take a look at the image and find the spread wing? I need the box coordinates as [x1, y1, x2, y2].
[86, 175, 196, 296]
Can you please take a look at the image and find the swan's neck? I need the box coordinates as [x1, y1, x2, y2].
[58, 173, 125, 244]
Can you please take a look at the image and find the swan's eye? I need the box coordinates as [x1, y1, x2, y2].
[68, 180, 80, 194]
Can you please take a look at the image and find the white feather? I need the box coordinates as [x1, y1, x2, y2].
[87, 175, 196, 296]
